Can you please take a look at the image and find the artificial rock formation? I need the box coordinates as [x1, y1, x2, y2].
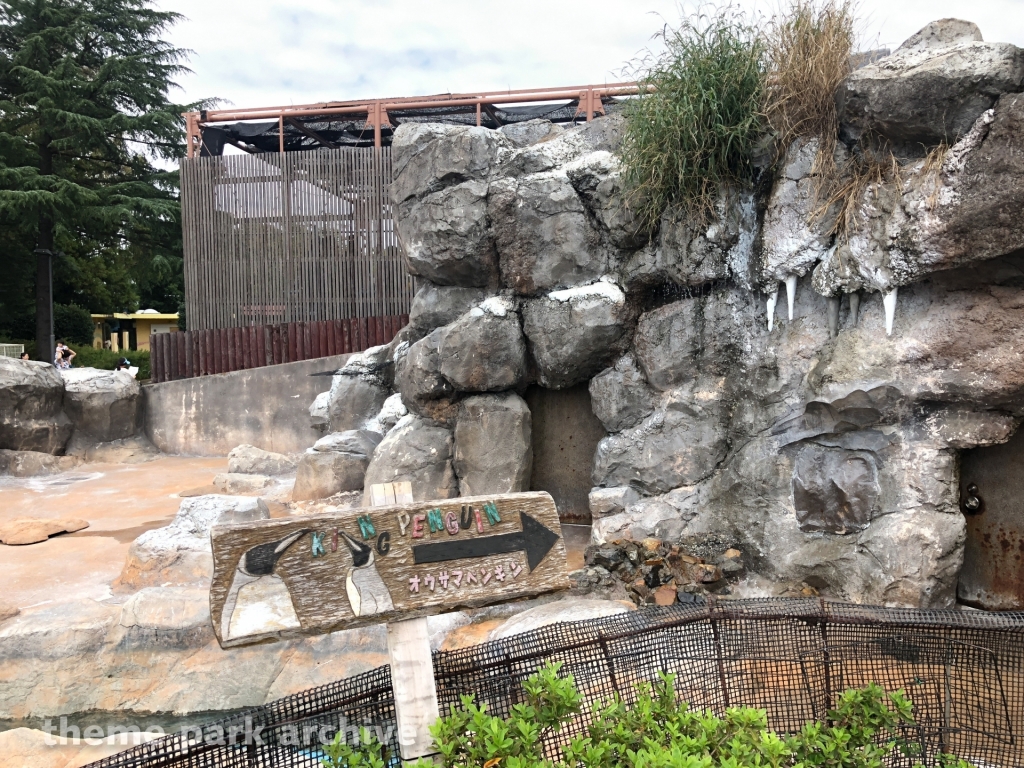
[336, 19, 1024, 609]
[293, 430, 383, 500]
[0, 358, 72, 454]
[60, 368, 141, 443]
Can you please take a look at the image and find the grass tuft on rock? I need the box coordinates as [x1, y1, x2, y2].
[620, 4, 765, 231]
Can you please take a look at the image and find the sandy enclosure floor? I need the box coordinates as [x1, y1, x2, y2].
[0, 457, 227, 610]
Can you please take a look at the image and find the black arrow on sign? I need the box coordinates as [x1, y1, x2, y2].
[412, 512, 559, 572]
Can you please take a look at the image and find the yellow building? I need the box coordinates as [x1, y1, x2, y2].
[91, 311, 179, 352]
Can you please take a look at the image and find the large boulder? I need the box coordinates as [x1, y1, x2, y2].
[589, 355, 657, 433]
[632, 289, 751, 391]
[453, 393, 533, 496]
[395, 180, 498, 287]
[0, 449, 79, 477]
[814, 94, 1024, 295]
[437, 300, 528, 392]
[592, 381, 730, 495]
[117, 496, 269, 590]
[324, 349, 392, 432]
[293, 430, 382, 500]
[0, 358, 72, 454]
[838, 19, 1024, 147]
[60, 368, 141, 443]
[489, 172, 607, 295]
[522, 280, 628, 389]
[228, 444, 297, 475]
[407, 283, 489, 340]
[362, 414, 458, 503]
[395, 328, 457, 423]
[389, 123, 510, 204]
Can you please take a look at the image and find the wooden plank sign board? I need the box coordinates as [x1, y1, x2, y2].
[210, 490, 569, 647]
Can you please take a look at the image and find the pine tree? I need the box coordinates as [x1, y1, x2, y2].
[0, 0, 198, 360]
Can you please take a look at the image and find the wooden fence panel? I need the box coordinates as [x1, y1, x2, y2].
[181, 148, 415, 333]
[145, 313, 405, 381]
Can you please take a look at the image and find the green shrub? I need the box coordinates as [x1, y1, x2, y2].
[69, 345, 151, 380]
[386, 663, 974, 768]
[54, 304, 94, 346]
[620, 5, 764, 230]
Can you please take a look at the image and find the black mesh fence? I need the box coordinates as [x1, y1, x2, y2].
[86, 599, 1024, 767]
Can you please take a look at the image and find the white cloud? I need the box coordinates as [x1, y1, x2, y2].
[157, 0, 1024, 111]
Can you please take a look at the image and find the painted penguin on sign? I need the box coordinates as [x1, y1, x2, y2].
[221, 530, 307, 642]
[339, 530, 394, 616]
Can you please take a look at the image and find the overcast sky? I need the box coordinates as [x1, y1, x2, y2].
[156, 0, 1024, 112]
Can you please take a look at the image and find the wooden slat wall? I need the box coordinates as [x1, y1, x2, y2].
[180, 147, 415, 332]
[149, 314, 408, 383]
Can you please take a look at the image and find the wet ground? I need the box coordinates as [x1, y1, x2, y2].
[0, 457, 227, 611]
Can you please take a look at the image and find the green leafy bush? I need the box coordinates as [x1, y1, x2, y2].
[620, 5, 764, 230]
[384, 663, 973, 768]
[54, 304, 95, 345]
[69, 345, 151, 380]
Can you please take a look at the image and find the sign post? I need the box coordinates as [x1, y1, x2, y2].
[209, 487, 569, 760]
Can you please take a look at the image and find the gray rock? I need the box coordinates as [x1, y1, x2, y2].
[59, 368, 141, 443]
[499, 118, 563, 148]
[363, 393, 409, 436]
[489, 173, 607, 295]
[623, 188, 759, 290]
[592, 381, 730, 495]
[362, 414, 458, 503]
[633, 289, 751, 391]
[312, 429, 383, 455]
[327, 377, 389, 433]
[395, 180, 498, 287]
[522, 280, 628, 389]
[0, 358, 72, 454]
[453, 393, 532, 496]
[759, 137, 841, 284]
[213, 473, 274, 494]
[814, 95, 1024, 294]
[293, 430, 380, 501]
[0, 449, 80, 476]
[498, 115, 626, 177]
[589, 355, 657, 432]
[587, 486, 640, 519]
[565, 151, 647, 250]
[591, 487, 702, 544]
[408, 283, 489, 340]
[390, 123, 511, 204]
[118, 495, 269, 589]
[323, 348, 394, 433]
[838, 19, 1024, 146]
[395, 328, 457, 424]
[228, 444, 297, 475]
[437, 302, 528, 392]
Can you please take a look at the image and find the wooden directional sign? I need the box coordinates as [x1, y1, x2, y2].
[209, 491, 569, 647]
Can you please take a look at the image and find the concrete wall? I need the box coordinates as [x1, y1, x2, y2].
[143, 355, 348, 456]
[524, 384, 606, 522]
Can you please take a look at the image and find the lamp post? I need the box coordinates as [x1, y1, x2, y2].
[34, 248, 53, 365]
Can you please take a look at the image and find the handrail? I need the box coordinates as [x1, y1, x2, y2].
[183, 81, 644, 155]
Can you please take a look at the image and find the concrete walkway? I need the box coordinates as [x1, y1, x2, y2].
[0, 457, 226, 612]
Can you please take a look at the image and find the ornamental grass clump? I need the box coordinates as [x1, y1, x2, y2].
[620, 5, 765, 230]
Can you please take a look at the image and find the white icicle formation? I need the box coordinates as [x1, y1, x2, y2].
[848, 292, 860, 327]
[883, 287, 898, 336]
[766, 287, 779, 332]
[785, 274, 798, 321]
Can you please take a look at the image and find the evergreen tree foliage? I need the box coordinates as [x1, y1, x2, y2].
[0, 0, 200, 356]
